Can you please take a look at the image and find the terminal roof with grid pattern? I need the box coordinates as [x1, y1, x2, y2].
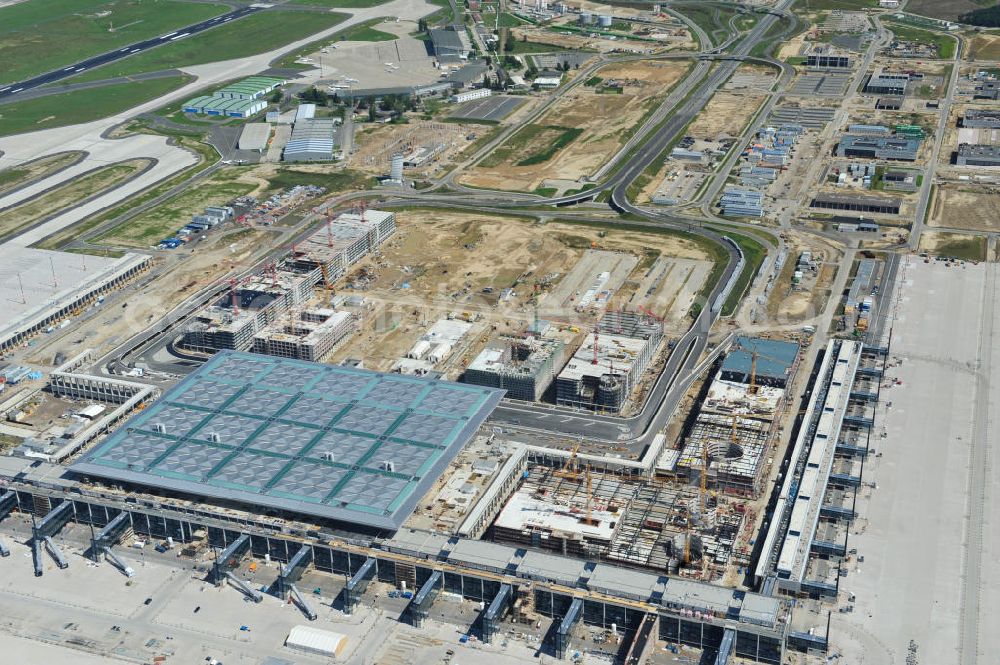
[73, 351, 504, 530]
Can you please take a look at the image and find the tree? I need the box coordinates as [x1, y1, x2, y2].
[418, 17, 428, 32]
[269, 89, 282, 103]
[368, 104, 377, 122]
[504, 39, 514, 52]
[563, 60, 570, 71]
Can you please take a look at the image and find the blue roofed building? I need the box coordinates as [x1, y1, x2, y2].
[721, 337, 800, 388]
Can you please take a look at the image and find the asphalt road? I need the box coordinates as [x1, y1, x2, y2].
[0, 6, 262, 100]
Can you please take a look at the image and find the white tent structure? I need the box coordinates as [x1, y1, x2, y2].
[285, 625, 348, 658]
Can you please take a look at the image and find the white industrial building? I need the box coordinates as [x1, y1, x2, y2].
[453, 88, 491, 103]
[0, 247, 150, 354]
[395, 319, 472, 374]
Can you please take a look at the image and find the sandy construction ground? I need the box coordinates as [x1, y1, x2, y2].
[348, 120, 480, 177]
[929, 183, 1000, 232]
[327, 210, 713, 371]
[687, 67, 771, 140]
[462, 60, 689, 191]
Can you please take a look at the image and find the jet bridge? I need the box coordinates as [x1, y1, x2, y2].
[44, 536, 68, 569]
[409, 570, 442, 627]
[343, 557, 376, 615]
[0, 491, 16, 558]
[288, 583, 318, 620]
[103, 546, 135, 578]
[30, 502, 75, 575]
[481, 583, 512, 643]
[33, 500, 73, 540]
[225, 571, 263, 603]
[88, 511, 132, 563]
[210, 534, 251, 585]
[272, 544, 312, 597]
[554, 597, 583, 659]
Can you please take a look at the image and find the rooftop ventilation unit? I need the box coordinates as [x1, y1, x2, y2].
[152, 423, 167, 434]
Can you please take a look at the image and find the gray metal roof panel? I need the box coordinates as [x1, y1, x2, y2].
[72, 351, 504, 531]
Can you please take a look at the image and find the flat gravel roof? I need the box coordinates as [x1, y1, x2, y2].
[73, 351, 504, 531]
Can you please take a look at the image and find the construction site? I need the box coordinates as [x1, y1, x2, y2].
[181, 208, 396, 359]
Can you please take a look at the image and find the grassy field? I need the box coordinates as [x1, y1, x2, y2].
[506, 38, 575, 54]
[272, 17, 394, 68]
[338, 20, 397, 41]
[0, 0, 225, 85]
[0, 160, 147, 241]
[0, 152, 83, 195]
[885, 21, 958, 59]
[903, 0, 993, 22]
[675, 3, 738, 48]
[932, 234, 987, 261]
[262, 168, 377, 194]
[0, 75, 192, 137]
[66, 10, 347, 82]
[479, 124, 583, 168]
[718, 230, 767, 315]
[97, 174, 254, 247]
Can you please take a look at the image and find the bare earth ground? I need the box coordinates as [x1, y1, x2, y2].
[929, 184, 1000, 232]
[906, 0, 983, 22]
[969, 34, 1000, 61]
[686, 90, 766, 140]
[348, 120, 481, 177]
[765, 231, 841, 323]
[328, 210, 712, 370]
[462, 60, 689, 191]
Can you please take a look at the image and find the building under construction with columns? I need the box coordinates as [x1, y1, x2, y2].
[554, 311, 663, 413]
[463, 335, 565, 401]
[182, 209, 395, 354]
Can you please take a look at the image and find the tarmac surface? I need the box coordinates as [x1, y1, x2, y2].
[832, 256, 999, 665]
[450, 95, 525, 122]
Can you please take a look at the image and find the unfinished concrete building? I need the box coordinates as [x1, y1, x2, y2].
[183, 270, 315, 353]
[671, 338, 800, 498]
[555, 312, 663, 413]
[183, 210, 395, 354]
[285, 210, 396, 285]
[252, 308, 355, 361]
[463, 336, 565, 401]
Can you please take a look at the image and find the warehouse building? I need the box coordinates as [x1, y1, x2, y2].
[836, 134, 920, 161]
[237, 123, 271, 152]
[720, 187, 764, 218]
[0, 247, 150, 354]
[284, 118, 340, 162]
[72, 351, 505, 532]
[182, 96, 267, 118]
[214, 76, 284, 100]
[956, 143, 1000, 166]
[810, 193, 902, 214]
[464, 335, 565, 401]
[962, 109, 1000, 129]
[863, 69, 909, 96]
[428, 27, 471, 62]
